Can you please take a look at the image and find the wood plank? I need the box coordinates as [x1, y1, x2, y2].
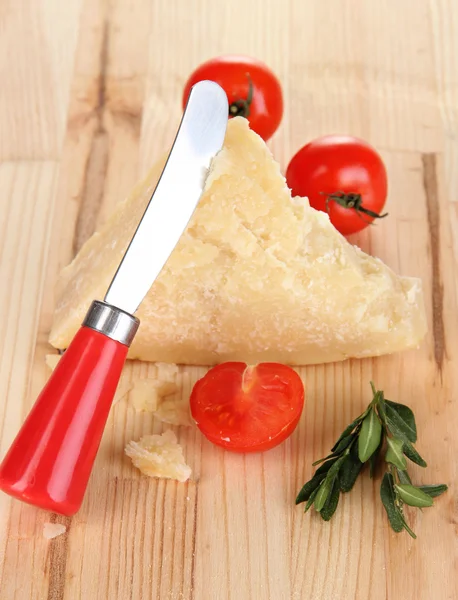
[0, 0, 83, 160]
[429, 0, 458, 204]
[0, 161, 61, 599]
[0, 0, 456, 599]
[46, 0, 153, 269]
[287, 0, 443, 155]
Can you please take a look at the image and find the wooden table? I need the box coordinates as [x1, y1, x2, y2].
[0, 1, 456, 598]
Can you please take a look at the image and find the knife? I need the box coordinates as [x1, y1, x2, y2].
[0, 80, 228, 516]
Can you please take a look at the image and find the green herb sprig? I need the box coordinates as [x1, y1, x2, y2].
[296, 383, 448, 538]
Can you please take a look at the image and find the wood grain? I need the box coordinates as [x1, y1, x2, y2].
[0, 1, 457, 599]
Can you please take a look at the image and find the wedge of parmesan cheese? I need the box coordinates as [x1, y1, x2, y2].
[49, 117, 427, 365]
[125, 430, 191, 482]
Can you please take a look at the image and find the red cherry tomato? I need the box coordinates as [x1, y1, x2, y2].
[285, 135, 388, 236]
[190, 362, 304, 453]
[182, 55, 283, 141]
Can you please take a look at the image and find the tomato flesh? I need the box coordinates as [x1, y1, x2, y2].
[182, 55, 283, 141]
[190, 362, 304, 453]
[286, 135, 388, 236]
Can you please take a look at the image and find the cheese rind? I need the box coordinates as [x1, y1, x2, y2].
[49, 118, 427, 365]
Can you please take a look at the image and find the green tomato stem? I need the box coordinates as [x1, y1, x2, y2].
[323, 191, 388, 223]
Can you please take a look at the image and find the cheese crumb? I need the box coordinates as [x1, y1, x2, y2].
[46, 356, 191, 425]
[112, 380, 134, 405]
[125, 430, 191, 482]
[129, 379, 177, 412]
[43, 523, 66, 539]
[153, 396, 193, 427]
[45, 353, 60, 371]
[156, 362, 179, 382]
[153, 371, 193, 427]
[127, 364, 193, 427]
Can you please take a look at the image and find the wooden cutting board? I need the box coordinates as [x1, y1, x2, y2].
[0, 1, 456, 598]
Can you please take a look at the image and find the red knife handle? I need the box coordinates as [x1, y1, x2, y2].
[0, 301, 139, 516]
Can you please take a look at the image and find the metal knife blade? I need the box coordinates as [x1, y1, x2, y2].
[104, 80, 228, 315]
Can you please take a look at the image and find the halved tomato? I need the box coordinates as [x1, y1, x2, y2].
[190, 362, 304, 453]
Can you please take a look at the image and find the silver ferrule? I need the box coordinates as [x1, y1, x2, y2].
[82, 301, 140, 347]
